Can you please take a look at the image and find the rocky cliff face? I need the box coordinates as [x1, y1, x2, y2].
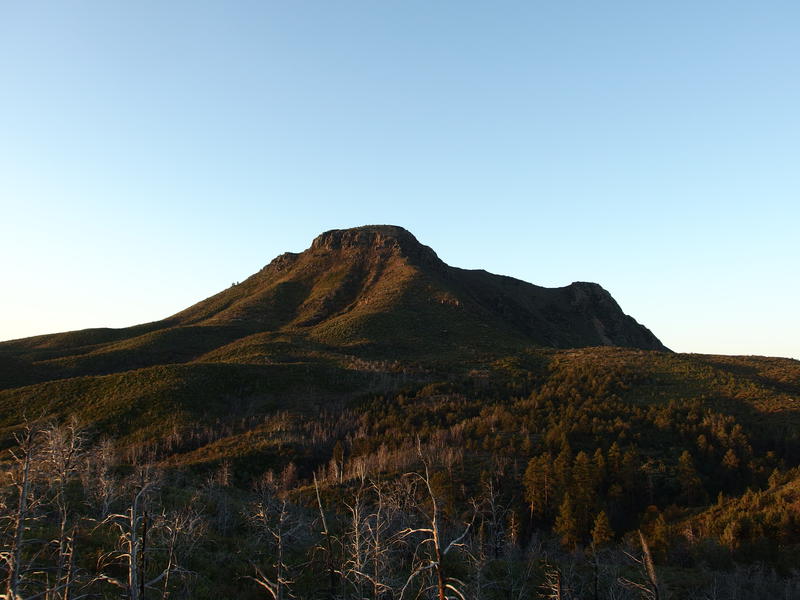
[309, 225, 445, 270]
[311, 225, 422, 252]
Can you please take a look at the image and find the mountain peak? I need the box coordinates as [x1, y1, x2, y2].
[311, 224, 417, 250]
[310, 225, 441, 265]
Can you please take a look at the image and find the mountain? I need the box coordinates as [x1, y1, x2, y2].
[172, 225, 666, 352]
[3, 227, 800, 599]
[0, 225, 666, 389]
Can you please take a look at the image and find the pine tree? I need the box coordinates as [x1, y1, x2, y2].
[650, 513, 670, 562]
[607, 442, 622, 479]
[722, 448, 741, 491]
[523, 453, 554, 520]
[571, 451, 594, 532]
[332, 441, 345, 483]
[553, 442, 573, 497]
[591, 510, 614, 547]
[592, 447, 607, 490]
[554, 492, 580, 550]
[621, 447, 641, 505]
[722, 448, 740, 471]
[677, 450, 704, 506]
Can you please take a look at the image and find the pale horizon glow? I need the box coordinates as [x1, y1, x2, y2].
[1, 2, 798, 360]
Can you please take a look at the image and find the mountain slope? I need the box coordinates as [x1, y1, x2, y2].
[170, 225, 666, 351]
[0, 225, 666, 388]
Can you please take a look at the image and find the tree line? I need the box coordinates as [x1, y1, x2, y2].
[2, 417, 800, 600]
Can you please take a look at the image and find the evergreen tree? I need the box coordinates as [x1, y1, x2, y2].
[621, 447, 641, 505]
[571, 451, 594, 532]
[592, 447, 607, 490]
[722, 448, 741, 491]
[677, 450, 704, 506]
[607, 441, 623, 479]
[523, 453, 554, 520]
[554, 492, 580, 550]
[722, 448, 740, 470]
[591, 510, 614, 547]
[553, 442, 573, 497]
[650, 513, 670, 563]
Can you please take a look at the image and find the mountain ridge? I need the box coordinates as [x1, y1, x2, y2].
[168, 224, 667, 350]
[0, 225, 666, 389]
[0, 225, 668, 370]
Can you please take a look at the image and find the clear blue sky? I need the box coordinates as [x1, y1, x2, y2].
[1, 2, 798, 359]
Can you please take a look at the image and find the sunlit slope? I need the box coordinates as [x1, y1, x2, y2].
[171, 226, 667, 352]
[0, 226, 667, 389]
[532, 347, 800, 426]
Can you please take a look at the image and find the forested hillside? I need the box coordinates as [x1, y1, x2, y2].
[2, 346, 799, 599]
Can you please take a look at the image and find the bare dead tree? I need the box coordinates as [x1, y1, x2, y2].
[313, 474, 339, 600]
[398, 443, 475, 600]
[41, 420, 86, 600]
[95, 466, 171, 600]
[339, 477, 368, 599]
[155, 502, 205, 600]
[0, 422, 90, 600]
[245, 480, 303, 600]
[462, 504, 491, 600]
[481, 476, 508, 561]
[1, 424, 46, 600]
[337, 477, 402, 599]
[463, 472, 524, 599]
[540, 564, 565, 600]
[365, 480, 404, 599]
[82, 438, 118, 521]
[506, 550, 539, 600]
[619, 531, 662, 600]
[246, 500, 291, 599]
